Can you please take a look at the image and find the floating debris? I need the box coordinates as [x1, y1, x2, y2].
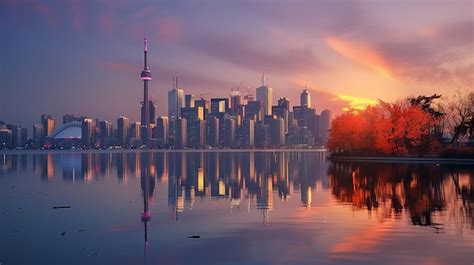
[61, 232, 66, 236]
[187, 235, 201, 239]
[91, 252, 99, 256]
[78, 229, 86, 232]
[52, 206, 71, 209]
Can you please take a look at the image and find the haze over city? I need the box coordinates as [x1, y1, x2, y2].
[1, 0, 472, 127]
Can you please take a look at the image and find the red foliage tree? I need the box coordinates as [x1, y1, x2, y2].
[329, 98, 441, 156]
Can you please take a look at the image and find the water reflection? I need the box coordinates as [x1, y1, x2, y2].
[1, 151, 472, 232]
[329, 161, 474, 232]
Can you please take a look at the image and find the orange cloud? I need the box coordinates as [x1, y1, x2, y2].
[326, 36, 394, 79]
[335, 94, 379, 111]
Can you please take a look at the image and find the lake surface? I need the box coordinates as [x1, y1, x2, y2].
[0, 151, 473, 265]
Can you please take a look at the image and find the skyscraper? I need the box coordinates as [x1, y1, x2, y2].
[140, 34, 152, 147]
[242, 118, 255, 148]
[117, 116, 130, 146]
[185, 94, 195, 108]
[278, 97, 290, 111]
[99, 120, 114, 147]
[320, 109, 331, 145]
[245, 101, 262, 121]
[256, 76, 273, 116]
[175, 118, 187, 149]
[210, 98, 229, 115]
[81, 118, 96, 147]
[155, 116, 169, 147]
[301, 89, 311, 108]
[269, 117, 285, 147]
[41, 114, 55, 137]
[206, 116, 219, 147]
[0, 128, 12, 149]
[168, 85, 185, 120]
[195, 98, 209, 120]
[230, 89, 242, 111]
[33, 124, 44, 149]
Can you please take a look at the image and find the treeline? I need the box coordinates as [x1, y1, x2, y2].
[328, 91, 474, 157]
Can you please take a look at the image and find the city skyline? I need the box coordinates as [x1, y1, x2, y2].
[1, 1, 472, 127]
[0, 33, 332, 150]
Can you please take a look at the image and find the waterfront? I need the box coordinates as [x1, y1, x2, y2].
[0, 151, 473, 265]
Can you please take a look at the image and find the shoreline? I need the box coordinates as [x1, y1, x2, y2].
[330, 156, 474, 164]
[0, 148, 328, 155]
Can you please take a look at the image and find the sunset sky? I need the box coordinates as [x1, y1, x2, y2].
[0, 0, 472, 127]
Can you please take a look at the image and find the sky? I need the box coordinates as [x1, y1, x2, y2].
[0, 0, 472, 127]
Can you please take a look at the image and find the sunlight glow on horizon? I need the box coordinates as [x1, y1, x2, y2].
[335, 94, 379, 112]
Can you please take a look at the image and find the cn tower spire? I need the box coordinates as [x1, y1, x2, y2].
[144, 33, 149, 70]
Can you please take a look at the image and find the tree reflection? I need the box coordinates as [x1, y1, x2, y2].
[328, 162, 473, 229]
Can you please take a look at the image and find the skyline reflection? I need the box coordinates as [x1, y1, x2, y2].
[0, 151, 473, 264]
[1, 151, 472, 232]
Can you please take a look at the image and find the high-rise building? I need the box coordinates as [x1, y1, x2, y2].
[12, 126, 27, 148]
[301, 89, 311, 108]
[311, 114, 321, 144]
[230, 89, 242, 111]
[81, 119, 96, 147]
[140, 34, 152, 147]
[181, 107, 204, 148]
[130, 122, 141, 140]
[320, 109, 331, 145]
[196, 120, 206, 148]
[175, 118, 187, 149]
[33, 124, 44, 149]
[293, 106, 315, 128]
[117, 116, 130, 146]
[99, 120, 114, 147]
[223, 118, 237, 148]
[155, 116, 169, 147]
[168, 87, 185, 120]
[278, 97, 290, 111]
[185, 94, 195, 108]
[272, 105, 289, 134]
[195, 98, 209, 120]
[41, 114, 55, 137]
[269, 117, 285, 147]
[0, 128, 12, 149]
[206, 116, 219, 147]
[242, 118, 255, 148]
[245, 101, 262, 121]
[256, 82, 273, 116]
[255, 122, 269, 148]
[210, 98, 229, 115]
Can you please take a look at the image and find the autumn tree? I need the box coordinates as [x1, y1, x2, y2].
[329, 96, 442, 156]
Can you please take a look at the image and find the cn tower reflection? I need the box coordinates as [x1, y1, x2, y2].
[140, 152, 155, 256]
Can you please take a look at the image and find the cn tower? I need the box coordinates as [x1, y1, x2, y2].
[140, 33, 152, 147]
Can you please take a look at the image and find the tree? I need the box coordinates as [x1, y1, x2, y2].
[444, 91, 474, 144]
[329, 96, 441, 156]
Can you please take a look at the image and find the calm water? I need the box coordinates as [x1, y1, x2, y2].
[0, 151, 473, 265]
